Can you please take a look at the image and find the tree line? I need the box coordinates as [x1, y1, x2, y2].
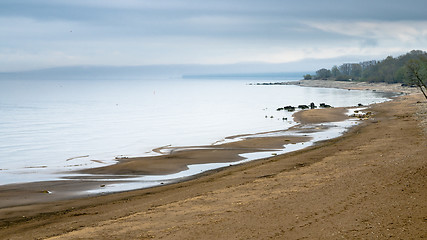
[304, 50, 426, 83]
[303, 50, 427, 99]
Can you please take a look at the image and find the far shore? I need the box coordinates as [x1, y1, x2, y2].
[0, 80, 425, 239]
[260, 79, 420, 94]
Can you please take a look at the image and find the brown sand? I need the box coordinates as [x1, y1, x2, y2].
[0, 92, 425, 239]
[0, 111, 341, 210]
[0, 135, 311, 209]
[289, 79, 420, 94]
[79, 135, 311, 176]
[293, 107, 348, 124]
[0, 104, 349, 209]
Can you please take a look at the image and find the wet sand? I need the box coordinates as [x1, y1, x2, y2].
[78, 135, 312, 176]
[0, 89, 425, 239]
[293, 107, 349, 124]
[0, 109, 345, 209]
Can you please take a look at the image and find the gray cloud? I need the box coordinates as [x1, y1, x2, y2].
[360, 38, 379, 48]
[3, 0, 426, 21]
[1, 0, 426, 71]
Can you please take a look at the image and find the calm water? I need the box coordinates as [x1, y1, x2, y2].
[0, 78, 390, 185]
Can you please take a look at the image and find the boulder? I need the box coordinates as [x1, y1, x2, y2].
[310, 102, 317, 109]
[283, 105, 296, 112]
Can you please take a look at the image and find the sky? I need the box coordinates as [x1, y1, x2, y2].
[1, 0, 427, 72]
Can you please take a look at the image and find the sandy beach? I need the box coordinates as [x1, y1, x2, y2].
[0, 82, 426, 239]
[287, 79, 421, 94]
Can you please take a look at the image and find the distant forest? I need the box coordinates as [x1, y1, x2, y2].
[304, 50, 427, 84]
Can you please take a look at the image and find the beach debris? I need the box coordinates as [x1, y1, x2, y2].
[310, 102, 317, 109]
[41, 190, 52, 194]
[277, 102, 334, 112]
[66, 155, 89, 161]
[283, 106, 296, 112]
[358, 103, 364, 106]
[25, 166, 48, 169]
[282, 117, 288, 121]
[319, 103, 332, 108]
[350, 111, 373, 120]
[278, 103, 336, 112]
[277, 105, 296, 112]
[64, 164, 84, 167]
[100, 184, 106, 187]
[115, 155, 129, 160]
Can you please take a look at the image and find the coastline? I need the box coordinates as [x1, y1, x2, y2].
[0, 80, 384, 207]
[0, 105, 349, 208]
[1, 78, 390, 188]
[269, 79, 420, 94]
[0, 82, 426, 239]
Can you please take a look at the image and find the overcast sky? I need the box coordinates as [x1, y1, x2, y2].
[1, 0, 427, 72]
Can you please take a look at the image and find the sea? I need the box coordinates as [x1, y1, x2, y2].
[0, 77, 392, 190]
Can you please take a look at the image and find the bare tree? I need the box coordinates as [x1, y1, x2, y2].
[406, 57, 427, 100]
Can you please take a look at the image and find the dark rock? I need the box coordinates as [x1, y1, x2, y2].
[283, 106, 296, 112]
[310, 102, 317, 109]
[320, 103, 332, 108]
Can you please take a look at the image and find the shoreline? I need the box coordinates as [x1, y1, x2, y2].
[0, 79, 392, 188]
[0, 91, 425, 239]
[0, 81, 417, 208]
[0, 81, 425, 239]
[0, 106, 351, 208]
[262, 79, 420, 95]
